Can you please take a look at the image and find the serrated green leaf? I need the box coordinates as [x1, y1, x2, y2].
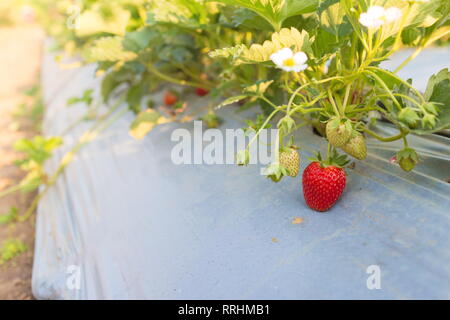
[244, 80, 274, 94]
[211, 0, 320, 31]
[123, 27, 155, 53]
[129, 109, 170, 139]
[411, 68, 450, 134]
[0, 207, 18, 225]
[84, 37, 137, 63]
[217, 95, 248, 108]
[75, 3, 130, 37]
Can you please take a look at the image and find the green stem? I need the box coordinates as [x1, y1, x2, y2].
[327, 143, 332, 162]
[379, 93, 422, 109]
[394, 47, 424, 73]
[362, 127, 408, 142]
[147, 64, 211, 90]
[290, 93, 326, 115]
[402, 135, 409, 147]
[287, 76, 346, 113]
[259, 95, 280, 111]
[342, 84, 351, 111]
[247, 107, 281, 149]
[367, 67, 425, 103]
[0, 184, 24, 199]
[328, 88, 341, 117]
[364, 70, 403, 110]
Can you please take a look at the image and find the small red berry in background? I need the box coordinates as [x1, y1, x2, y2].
[195, 88, 209, 96]
[164, 91, 178, 106]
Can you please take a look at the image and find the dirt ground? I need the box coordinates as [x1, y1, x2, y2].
[0, 25, 44, 300]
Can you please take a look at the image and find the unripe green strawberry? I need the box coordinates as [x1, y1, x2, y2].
[341, 131, 367, 160]
[396, 147, 418, 172]
[326, 118, 352, 147]
[280, 147, 300, 177]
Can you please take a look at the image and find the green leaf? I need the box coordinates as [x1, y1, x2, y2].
[0, 207, 18, 225]
[75, 3, 130, 37]
[101, 68, 133, 102]
[0, 239, 27, 264]
[217, 95, 248, 108]
[211, 0, 320, 30]
[398, 107, 420, 127]
[244, 80, 273, 94]
[416, 68, 450, 133]
[213, 27, 312, 64]
[14, 136, 63, 166]
[67, 89, 94, 107]
[84, 36, 137, 63]
[262, 162, 288, 182]
[129, 109, 169, 139]
[123, 27, 155, 53]
[230, 8, 273, 30]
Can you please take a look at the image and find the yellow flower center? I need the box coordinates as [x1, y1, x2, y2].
[283, 58, 295, 67]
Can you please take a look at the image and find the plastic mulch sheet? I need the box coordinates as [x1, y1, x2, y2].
[32, 46, 450, 299]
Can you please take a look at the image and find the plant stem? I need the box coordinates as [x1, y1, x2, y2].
[394, 47, 424, 73]
[364, 70, 403, 110]
[327, 143, 332, 162]
[287, 76, 346, 113]
[362, 127, 408, 142]
[0, 184, 24, 199]
[18, 98, 128, 222]
[147, 64, 211, 90]
[328, 88, 341, 117]
[367, 66, 425, 103]
[342, 84, 351, 111]
[247, 107, 281, 149]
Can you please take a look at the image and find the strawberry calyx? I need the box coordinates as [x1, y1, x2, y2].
[308, 149, 349, 169]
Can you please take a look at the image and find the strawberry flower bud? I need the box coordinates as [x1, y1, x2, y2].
[423, 102, 439, 115]
[422, 113, 436, 129]
[278, 115, 296, 134]
[398, 107, 420, 127]
[236, 150, 250, 166]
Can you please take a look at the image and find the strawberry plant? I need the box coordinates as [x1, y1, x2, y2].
[211, 0, 450, 210]
[23, 0, 450, 212]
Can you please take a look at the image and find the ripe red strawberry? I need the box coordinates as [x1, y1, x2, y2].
[302, 160, 347, 212]
[195, 87, 209, 96]
[164, 91, 178, 106]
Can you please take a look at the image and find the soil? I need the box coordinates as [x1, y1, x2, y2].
[0, 25, 44, 300]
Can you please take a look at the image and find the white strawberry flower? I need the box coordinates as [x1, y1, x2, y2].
[359, 6, 386, 29]
[359, 6, 402, 29]
[384, 7, 402, 22]
[270, 48, 308, 72]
